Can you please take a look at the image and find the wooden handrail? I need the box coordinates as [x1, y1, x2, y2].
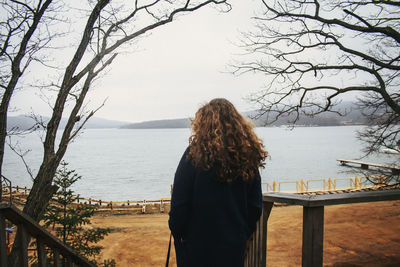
[244, 188, 400, 267]
[0, 203, 95, 267]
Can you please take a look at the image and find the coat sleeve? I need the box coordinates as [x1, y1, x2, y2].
[168, 148, 196, 240]
[246, 170, 263, 237]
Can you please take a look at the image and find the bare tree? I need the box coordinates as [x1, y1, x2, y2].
[0, 0, 57, 200]
[2, 0, 230, 265]
[233, 0, 400, 156]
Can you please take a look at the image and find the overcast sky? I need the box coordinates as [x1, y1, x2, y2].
[9, 0, 270, 123]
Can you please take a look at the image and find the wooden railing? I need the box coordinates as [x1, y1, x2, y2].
[2, 184, 171, 213]
[244, 188, 400, 267]
[1, 177, 94, 266]
[0, 203, 95, 267]
[262, 175, 387, 194]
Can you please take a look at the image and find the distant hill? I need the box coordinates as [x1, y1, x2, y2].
[249, 101, 367, 127]
[120, 118, 190, 129]
[7, 115, 129, 131]
[121, 102, 368, 129]
[7, 102, 368, 131]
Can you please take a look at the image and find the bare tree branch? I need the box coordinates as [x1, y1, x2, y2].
[234, 0, 400, 163]
[2, 1, 230, 265]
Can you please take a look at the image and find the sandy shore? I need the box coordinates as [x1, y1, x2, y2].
[91, 200, 400, 266]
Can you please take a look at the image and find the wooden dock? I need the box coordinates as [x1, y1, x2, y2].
[337, 159, 400, 174]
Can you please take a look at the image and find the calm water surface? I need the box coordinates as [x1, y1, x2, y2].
[3, 126, 398, 200]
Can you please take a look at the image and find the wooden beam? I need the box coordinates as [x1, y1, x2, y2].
[65, 256, 73, 267]
[302, 206, 324, 267]
[54, 249, 61, 267]
[37, 237, 47, 267]
[263, 202, 273, 267]
[337, 159, 400, 171]
[261, 190, 400, 267]
[361, 164, 369, 169]
[263, 189, 400, 207]
[17, 224, 29, 267]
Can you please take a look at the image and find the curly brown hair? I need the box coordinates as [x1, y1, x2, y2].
[188, 98, 267, 182]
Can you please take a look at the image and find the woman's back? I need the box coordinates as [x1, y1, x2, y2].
[169, 149, 262, 267]
[168, 98, 267, 267]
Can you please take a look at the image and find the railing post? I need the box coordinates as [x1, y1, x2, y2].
[37, 237, 47, 267]
[142, 200, 146, 213]
[160, 199, 164, 213]
[65, 256, 73, 267]
[54, 249, 61, 267]
[17, 224, 29, 267]
[0, 213, 7, 267]
[245, 201, 274, 267]
[262, 202, 273, 267]
[302, 206, 324, 267]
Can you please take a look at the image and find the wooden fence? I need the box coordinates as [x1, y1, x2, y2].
[2, 175, 388, 213]
[1, 185, 171, 213]
[262, 176, 387, 194]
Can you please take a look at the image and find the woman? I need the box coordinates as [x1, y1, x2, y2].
[169, 98, 267, 267]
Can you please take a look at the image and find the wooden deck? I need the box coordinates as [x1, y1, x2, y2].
[337, 159, 400, 174]
[245, 189, 400, 267]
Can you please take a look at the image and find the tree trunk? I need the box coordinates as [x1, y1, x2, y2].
[7, 159, 59, 266]
[0, 76, 21, 201]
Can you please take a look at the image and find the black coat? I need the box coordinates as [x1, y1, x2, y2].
[168, 148, 263, 267]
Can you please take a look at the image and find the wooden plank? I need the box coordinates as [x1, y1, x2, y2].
[263, 202, 273, 267]
[255, 216, 260, 267]
[54, 249, 61, 267]
[65, 256, 73, 267]
[250, 233, 254, 266]
[263, 193, 312, 206]
[244, 243, 247, 267]
[337, 159, 400, 171]
[307, 189, 400, 207]
[37, 237, 47, 267]
[263, 189, 400, 207]
[246, 202, 272, 267]
[302, 206, 324, 267]
[0, 213, 7, 267]
[17, 224, 29, 267]
[361, 164, 369, 170]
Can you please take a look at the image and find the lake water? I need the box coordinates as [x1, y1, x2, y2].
[3, 126, 398, 201]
